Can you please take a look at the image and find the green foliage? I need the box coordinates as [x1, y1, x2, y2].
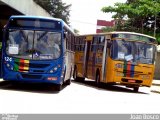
[156, 33, 160, 43]
[73, 29, 79, 34]
[102, 0, 160, 21]
[101, 0, 160, 43]
[34, 0, 71, 24]
[101, 27, 115, 32]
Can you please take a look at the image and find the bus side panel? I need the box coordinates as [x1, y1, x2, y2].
[75, 51, 84, 77]
[148, 65, 155, 86]
[105, 57, 115, 83]
[64, 50, 74, 81]
[133, 64, 155, 87]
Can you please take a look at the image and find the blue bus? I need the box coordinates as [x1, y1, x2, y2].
[2, 16, 75, 91]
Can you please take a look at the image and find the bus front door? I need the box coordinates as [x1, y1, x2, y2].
[101, 37, 108, 82]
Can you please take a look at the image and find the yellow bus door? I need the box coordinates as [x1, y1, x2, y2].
[83, 41, 91, 77]
[101, 38, 108, 82]
[86, 38, 97, 79]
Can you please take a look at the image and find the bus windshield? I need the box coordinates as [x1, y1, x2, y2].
[111, 40, 156, 64]
[6, 29, 61, 60]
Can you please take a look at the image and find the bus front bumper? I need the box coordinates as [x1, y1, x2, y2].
[3, 71, 62, 85]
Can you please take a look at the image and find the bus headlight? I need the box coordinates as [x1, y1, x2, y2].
[116, 72, 124, 77]
[6, 63, 14, 71]
[53, 67, 58, 71]
[50, 70, 54, 73]
[49, 66, 58, 73]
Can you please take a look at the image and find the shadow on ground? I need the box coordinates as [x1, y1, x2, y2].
[151, 90, 160, 94]
[152, 83, 160, 86]
[73, 79, 149, 94]
[0, 79, 150, 94]
[0, 80, 68, 94]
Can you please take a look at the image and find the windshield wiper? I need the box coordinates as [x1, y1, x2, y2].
[37, 31, 48, 41]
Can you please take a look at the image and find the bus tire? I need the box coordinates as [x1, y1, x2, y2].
[65, 71, 72, 85]
[65, 79, 71, 85]
[66, 67, 73, 85]
[55, 84, 62, 91]
[96, 70, 100, 87]
[133, 87, 139, 92]
[73, 67, 78, 81]
[73, 66, 85, 81]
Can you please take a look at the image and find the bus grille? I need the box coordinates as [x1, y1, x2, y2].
[29, 63, 50, 68]
[21, 74, 42, 79]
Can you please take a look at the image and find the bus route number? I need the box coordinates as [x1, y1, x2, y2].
[5, 57, 12, 62]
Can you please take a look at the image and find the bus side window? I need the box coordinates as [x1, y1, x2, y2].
[97, 36, 105, 52]
[65, 32, 70, 50]
[71, 35, 74, 51]
[67, 33, 70, 50]
[77, 38, 80, 51]
[75, 37, 80, 51]
[78, 37, 81, 51]
[107, 39, 112, 48]
[68, 33, 72, 50]
[91, 36, 98, 52]
[80, 37, 85, 51]
[82, 37, 85, 51]
[79, 37, 81, 51]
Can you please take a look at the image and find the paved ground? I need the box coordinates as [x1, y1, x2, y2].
[0, 79, 159, 114]
[151, 80, 160, 94]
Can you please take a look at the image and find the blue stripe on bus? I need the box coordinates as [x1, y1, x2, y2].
[131, 65, 134, 77]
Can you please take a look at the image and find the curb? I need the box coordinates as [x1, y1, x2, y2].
[151, 80, 160, 94]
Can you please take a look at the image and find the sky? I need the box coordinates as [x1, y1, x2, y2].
[63, 0, 127, 34]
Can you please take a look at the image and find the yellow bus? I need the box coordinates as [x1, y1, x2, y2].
[73, 32, 157, 92]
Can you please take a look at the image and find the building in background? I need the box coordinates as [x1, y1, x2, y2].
[96, 19, 115, 33]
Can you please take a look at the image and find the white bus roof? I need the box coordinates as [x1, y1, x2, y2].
[76, 31, 156, 39]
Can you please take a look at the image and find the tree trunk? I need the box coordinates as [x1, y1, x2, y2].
[154, 15, 157, 37]
[141, 19, 144, 34]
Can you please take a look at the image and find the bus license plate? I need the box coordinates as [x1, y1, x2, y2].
[128, 80, 135, 83]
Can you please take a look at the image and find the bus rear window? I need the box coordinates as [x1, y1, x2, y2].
[8, 18, 62, 30]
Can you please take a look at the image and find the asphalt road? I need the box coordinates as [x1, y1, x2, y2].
[0, 79, 159, 114]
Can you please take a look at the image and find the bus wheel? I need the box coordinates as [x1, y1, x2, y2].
[133, 87, 139, 92]
[65, 79, 71, 85]
[55, 84, 62, 91]
[73, 67, 78, 81]
[66, 68, 72, 85]
[96, 71, 100, 86]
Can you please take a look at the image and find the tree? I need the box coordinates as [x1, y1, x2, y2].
[101, 0, 160, 42]
[101, 27, 115, 32]
[73, 29, 80, 34]
[34, 0, 71, 24]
